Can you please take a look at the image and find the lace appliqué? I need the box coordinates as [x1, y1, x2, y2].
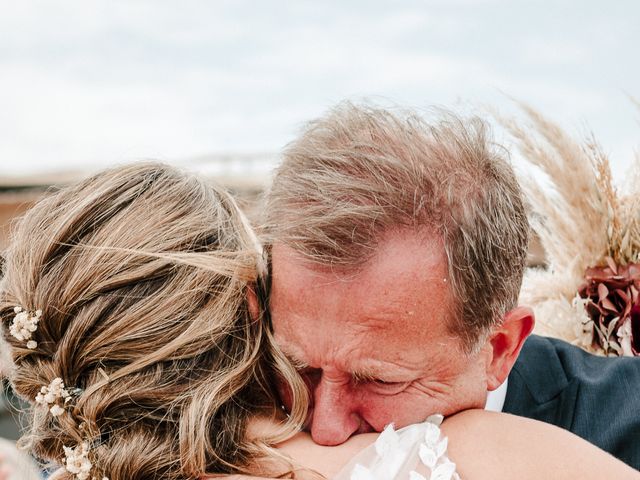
[348, 415, 460, 480]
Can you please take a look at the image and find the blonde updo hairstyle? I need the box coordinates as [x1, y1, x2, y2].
[0, 163, 307, 479]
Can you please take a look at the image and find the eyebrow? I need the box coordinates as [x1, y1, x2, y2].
[352, 360, 420, 383]
[351, 369, 380, 383]
[282, 350, 310, 370]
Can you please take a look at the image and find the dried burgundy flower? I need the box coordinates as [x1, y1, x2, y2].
[578, 258, 640, 356]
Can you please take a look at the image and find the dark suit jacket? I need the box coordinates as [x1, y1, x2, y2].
[504, 334, 640, 470]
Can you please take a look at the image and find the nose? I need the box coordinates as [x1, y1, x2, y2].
[309, 373, 362, 446]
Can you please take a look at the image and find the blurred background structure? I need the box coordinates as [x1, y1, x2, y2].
[0, 153, 271, 248]
[0, 0, 638, 442]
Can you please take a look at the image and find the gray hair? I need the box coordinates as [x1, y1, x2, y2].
[263, 102, 529, 350]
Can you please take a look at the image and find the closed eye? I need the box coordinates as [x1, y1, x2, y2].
[372, 379, 398, 385]
[352, 373, 410, 394]
[368, 379, 410, 395]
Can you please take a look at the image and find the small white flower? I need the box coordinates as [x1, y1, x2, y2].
[49, 405, 65, 416]
[371, 423, 409, 477]
[418, 416, 455, 480]
[423, 421, 441, 447]
[35, 378, 71, 416]
[9, 307, 41, 346]
[435, 436, 448, 458]
[63, 442, 93, 480]
[374, 423, 400, 457]
[419, 442, 438, 469]
[426, 414, 444, 426]
[431, 459, 458, 480]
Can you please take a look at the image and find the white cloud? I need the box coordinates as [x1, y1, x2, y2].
[521, 38, 590, 66]
[0, 0, 638, 176]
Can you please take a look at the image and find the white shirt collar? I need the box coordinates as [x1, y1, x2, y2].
[484, 378, 508, 412]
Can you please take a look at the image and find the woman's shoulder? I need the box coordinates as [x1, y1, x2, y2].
[442, 409, 640, 480]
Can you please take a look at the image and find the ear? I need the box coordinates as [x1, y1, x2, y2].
[485, 306, 535, 390]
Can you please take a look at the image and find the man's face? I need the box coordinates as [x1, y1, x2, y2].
[270, 231, 495, 446]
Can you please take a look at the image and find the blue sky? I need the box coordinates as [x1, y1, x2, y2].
[1, 0, 638, 178]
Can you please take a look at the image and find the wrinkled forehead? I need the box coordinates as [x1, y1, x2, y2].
[269, 233, 459, 365]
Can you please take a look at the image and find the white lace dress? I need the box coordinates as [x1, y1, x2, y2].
[334, 415, 460, 480]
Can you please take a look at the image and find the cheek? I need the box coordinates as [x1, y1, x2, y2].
[452, 354, 491, 396]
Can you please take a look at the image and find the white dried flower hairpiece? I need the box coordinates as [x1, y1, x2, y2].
[63, 442, 92, 480]
[33, 378, 101, 479]
[35, 378, 72, 417]
[9, 306, 41, 349]
[62, 441, 108, 480]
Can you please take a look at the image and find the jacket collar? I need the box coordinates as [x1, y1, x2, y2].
[506, 334, 570, 405]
